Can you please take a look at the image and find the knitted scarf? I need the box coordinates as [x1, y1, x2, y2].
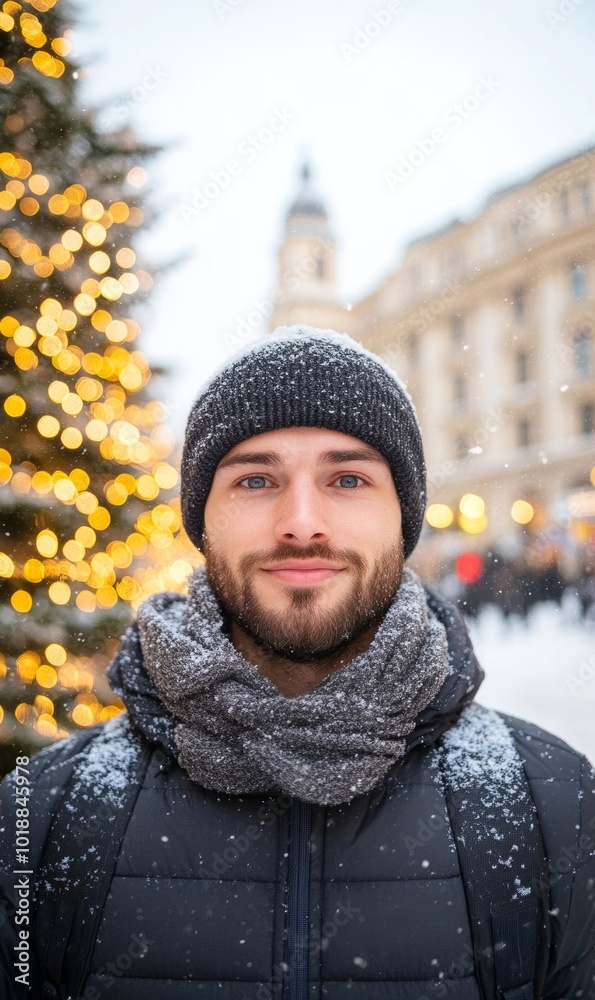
[135, 564, 450, 806]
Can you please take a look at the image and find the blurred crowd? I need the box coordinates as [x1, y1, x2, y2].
[437, 546, 595, 622]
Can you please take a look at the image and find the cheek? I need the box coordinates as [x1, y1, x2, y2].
[204, 491, 272, 549]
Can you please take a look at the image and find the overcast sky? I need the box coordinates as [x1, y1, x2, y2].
[74, 0, 595, 435]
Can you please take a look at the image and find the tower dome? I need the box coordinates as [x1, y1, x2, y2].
[288, 162, 328, 220]
[269, 160, 343, 331]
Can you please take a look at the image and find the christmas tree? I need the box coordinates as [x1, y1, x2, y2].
[0, 0, 195, 773]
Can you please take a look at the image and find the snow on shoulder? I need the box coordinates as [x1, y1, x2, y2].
[440, 702, 527, 809]
[64, 710, 142, 812]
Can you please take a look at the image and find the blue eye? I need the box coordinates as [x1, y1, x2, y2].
[242, 475, 268, 489]
[337, 475, 361, 489]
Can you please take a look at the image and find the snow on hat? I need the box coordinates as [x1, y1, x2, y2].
[181, 325, 426, 558]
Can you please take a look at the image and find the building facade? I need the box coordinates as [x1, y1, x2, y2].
[270, 151, 595, 575]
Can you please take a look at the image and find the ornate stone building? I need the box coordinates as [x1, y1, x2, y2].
[270, 151, 595, 570]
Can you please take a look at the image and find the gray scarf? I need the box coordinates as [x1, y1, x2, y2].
[136, 565, 450, 806]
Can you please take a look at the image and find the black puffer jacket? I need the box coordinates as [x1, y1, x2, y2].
[1, 591, 594, 998]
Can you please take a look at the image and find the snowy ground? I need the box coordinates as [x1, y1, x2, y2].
[467, 601, 595, 764]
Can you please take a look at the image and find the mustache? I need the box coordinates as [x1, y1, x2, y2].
[238, 542, 367, 575]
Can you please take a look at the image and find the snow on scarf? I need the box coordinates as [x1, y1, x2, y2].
[134, 564, 450, 805]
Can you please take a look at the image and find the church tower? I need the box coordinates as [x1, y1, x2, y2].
[269, 163, 349, 331]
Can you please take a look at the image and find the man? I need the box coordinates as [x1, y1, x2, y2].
[1, 325, 594, 998]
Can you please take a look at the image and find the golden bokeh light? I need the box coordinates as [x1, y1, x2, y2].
[17, 651, 39, 683]
[23, 559, 45, 583]
[458, 512, 488, 534]
[511, 500, 535, 525]
[48, 193, 69, 214]
[45, 643, 67, 666]
[70, 468, 91, 491]
[0, 462, 12, 485]
[88, 506, 111, 530]
[37, 714, 58, 737]
[54, 478, 77, 502]
[61, 427, 83, 449]
[28, 173, 50, 195]
[63, 539, 86, 562]
[82, 198, 104, 221]
[427, 504, 455, 529]
[37, 414, 61, 437]
[153, 463, 179, 490]
[4, 393, 26, 417]
[89, 250, 110, 273]
[76, 590, 97, 613]
[75, 525, 97, 548]
[13, 325, 36, 347]
[11, 590, 33, 613]
[61, 392, 83, 415]
[105, 319, 128, 343]
[74, 292, 96, 315]
[48, 580, 71, 605]
[459, 493, 486, 519]
[109, 201, 129, 223]
[83, 222, 106, 246]
[0, 552, 15, 577]
[72, 703, 95, 726]
[31, 471, 53, 493]
[61, 228, 83, 251]
[85, 418, 108, 441]
[36, 529, 59, 558]
[116, 247, 136, 268]
[76, 491, 98, 515]
[36, 664, 58, 688]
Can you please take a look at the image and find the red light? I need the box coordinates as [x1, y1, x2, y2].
[455, 552, 484, 584]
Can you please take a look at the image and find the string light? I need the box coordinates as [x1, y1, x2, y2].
[0, 0, 205, 750]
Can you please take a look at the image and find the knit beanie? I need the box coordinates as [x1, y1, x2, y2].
[181, 325, 426, 558]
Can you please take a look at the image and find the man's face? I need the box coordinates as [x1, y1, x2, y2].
[203, 427, 404, 662]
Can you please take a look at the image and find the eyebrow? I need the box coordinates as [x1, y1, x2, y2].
[216, 447, 388, 471]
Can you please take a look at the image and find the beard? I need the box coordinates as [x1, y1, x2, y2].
[203, 537, 404, 663]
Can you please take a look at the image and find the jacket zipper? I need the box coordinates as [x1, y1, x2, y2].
[284, 799, 312, 1000]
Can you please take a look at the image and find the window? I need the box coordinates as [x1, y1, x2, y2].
[316, 257, 325, 281]
[447, 244, 465, 278]
[450, 314, 464, 346]
[408, 334, 419, 368]
[570, 261, 587, 301]
[516, 350, 529, 384]
[574, 329, 592, 376]
[517, 417, 530, 448]
[580, 180, 591, 215]
[511, 216, 524, 244]
[455, 433, 469, 459]
[559, 189, 569, 222]
[512, 286, 525, 322]
[454, 372, 467, 407]
[579, 402, 594, 436]
[407, 262, 420, 291]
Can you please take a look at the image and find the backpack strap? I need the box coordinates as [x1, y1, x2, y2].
[438, 704, 551, 1000]
[32, 712, 153, 1000]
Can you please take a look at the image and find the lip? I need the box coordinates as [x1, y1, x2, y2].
[261, 561, 345, 585]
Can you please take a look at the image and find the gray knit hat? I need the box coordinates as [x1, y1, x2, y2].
[181, 326, 426, 558]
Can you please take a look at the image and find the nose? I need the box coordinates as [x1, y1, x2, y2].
[273, 478, 331, 546]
